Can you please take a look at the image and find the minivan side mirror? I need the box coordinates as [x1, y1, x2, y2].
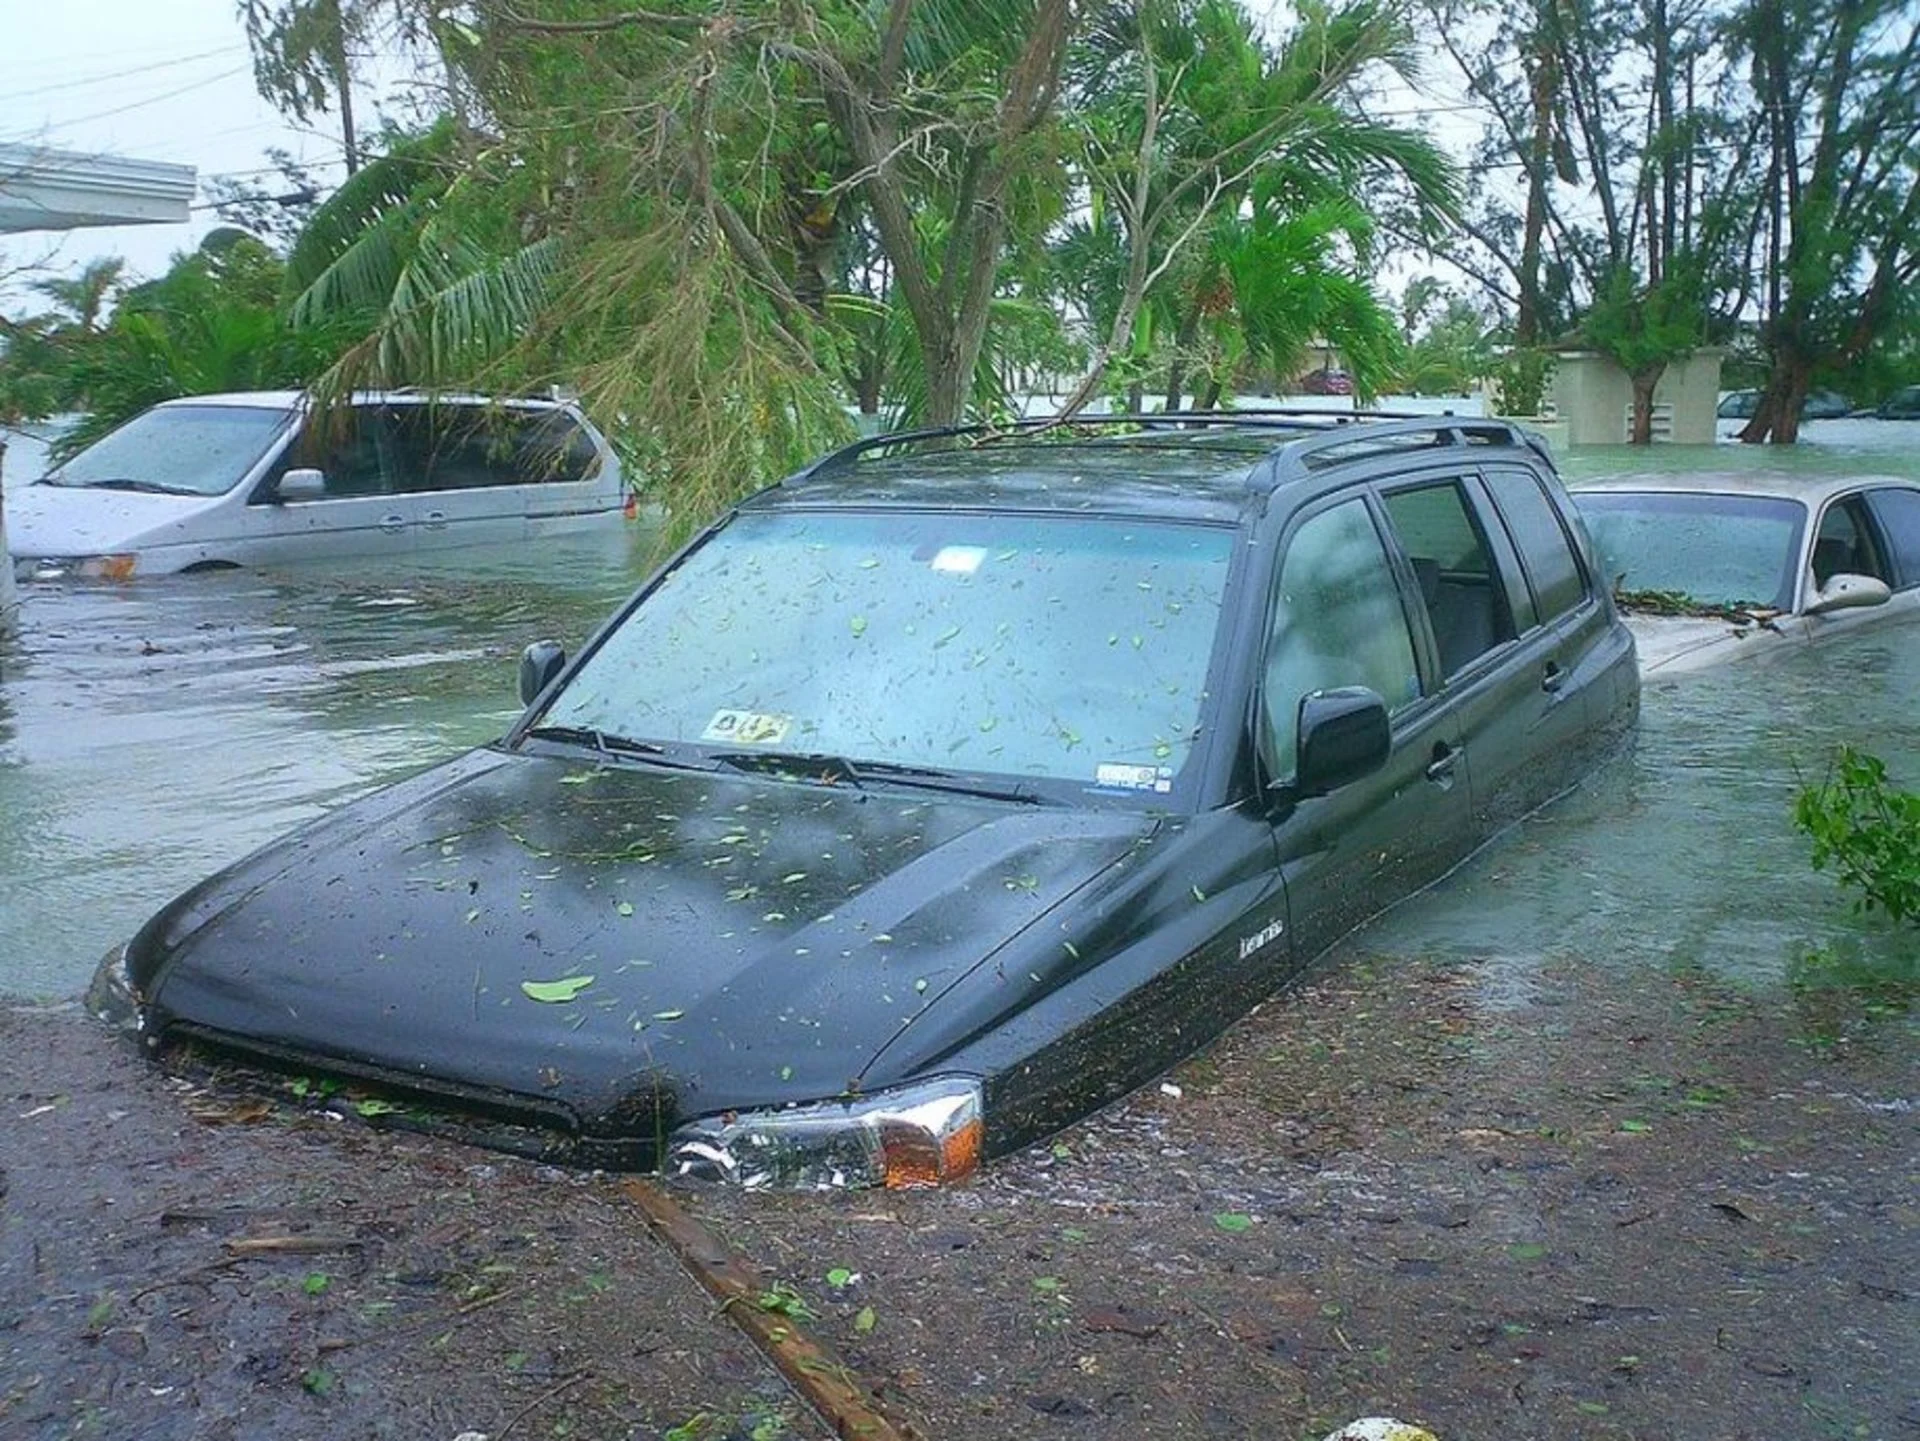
[277, 468, 327, 502]
[1293, 687, 1391, 798]
[519, 640, 568, 705]
[1805, 572, 1891, 616]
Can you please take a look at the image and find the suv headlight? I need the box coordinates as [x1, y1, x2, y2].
[668, 1076, 983, 1190]
[15, 554, 138, 581]
[85, 941, 145, 1032]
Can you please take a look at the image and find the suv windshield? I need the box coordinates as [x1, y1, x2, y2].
[1575, 491, 1804, 610]
[536, 509, 1236, 792]
[45, 404, 295, 496]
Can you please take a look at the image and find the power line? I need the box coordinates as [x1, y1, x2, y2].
[7, 66, 252, 139]
[0, 45, 245, 105]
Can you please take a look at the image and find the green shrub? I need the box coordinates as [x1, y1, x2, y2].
[1792, 746, 1920, 1008]
[1794, 746, 1920, 926]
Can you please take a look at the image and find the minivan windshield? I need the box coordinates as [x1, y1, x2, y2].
[535, 509, 1236, 793]
[44, 403, 295, 496]
[1574, 490, 1805, 611]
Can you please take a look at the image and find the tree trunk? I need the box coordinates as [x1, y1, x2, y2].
[1738, 354, 1810, 444]
[1163, 303, 1200, 412]
[1628, 365, 1665, 444]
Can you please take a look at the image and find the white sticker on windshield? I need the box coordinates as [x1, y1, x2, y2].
[931, 545, 988, 575]
[701, 709, 793, 745]
[1095, 762, 1174, 793]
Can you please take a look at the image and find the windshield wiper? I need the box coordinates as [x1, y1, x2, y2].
[58, 477, 188, 495]
[523, 725, 716, 770]
[710, 750, 1042, 805]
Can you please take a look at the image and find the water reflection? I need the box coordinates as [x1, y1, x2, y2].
[0, 532, 661, 998]
[1357, 627, 1920, 991]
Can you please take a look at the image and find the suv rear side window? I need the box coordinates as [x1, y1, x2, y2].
[1381, 480, 1517, 678]
[1864, 487, 1920, 589]
[1484, 467, 1586, 622]
[1263, 498, 1421, 780]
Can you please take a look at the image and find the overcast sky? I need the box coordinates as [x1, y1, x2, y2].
[0, 0, 379, 284]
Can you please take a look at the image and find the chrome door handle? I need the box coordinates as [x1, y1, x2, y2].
[381, 513, 407, 533]
[1542, 661, 1565, 693]
[1425, 744, 1459, 783]
[425, 510, 448, 529]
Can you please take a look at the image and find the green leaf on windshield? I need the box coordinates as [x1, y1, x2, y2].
[521, 976, 595, 1003]
[849, 615, 868, 637]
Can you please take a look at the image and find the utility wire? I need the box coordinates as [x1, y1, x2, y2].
[5, 66, 252, 140]
[0, 45, 245, 105]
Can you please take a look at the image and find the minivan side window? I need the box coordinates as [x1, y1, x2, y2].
[382, 407, 600, 493]
[1484, 467, 1587, 622]
[1864, 486, 1920, 589]
[1263, 498, 1421, 780]
[291, 406, 390, 497]
[1380, 480, 1517, 677]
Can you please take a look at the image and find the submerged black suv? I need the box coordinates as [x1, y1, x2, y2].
[94, 415, 1638, 1188]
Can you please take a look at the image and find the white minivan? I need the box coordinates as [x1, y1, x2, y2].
[7, 391, 627, 579]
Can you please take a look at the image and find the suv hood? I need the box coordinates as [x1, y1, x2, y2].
[7, 481, 216, 558]
[127, 747, 1156, 1141]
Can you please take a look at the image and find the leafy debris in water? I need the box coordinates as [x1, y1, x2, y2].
[520, 976, 595, 1003]
[1613, 587, 1779, 625]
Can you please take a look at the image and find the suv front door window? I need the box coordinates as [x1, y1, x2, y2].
[1261, 495, 1470, 961]
[1261, 498, 1422, 778]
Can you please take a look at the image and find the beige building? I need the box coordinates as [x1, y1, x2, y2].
[1543, 347, 1725, 446]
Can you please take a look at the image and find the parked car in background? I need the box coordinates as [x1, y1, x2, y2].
[1876, 385, 1920, 419]
[1716, 388, 1852, 421]
[93, 414, 1637, 1188]
[8, 391, 625, 579]
[1571, 473, 1920, 673]
[1297, 367, 1355, 396]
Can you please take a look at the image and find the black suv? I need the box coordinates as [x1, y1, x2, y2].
[95, 415, 1639, 1188]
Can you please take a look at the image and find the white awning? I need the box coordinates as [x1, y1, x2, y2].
[0, 143, 196, 234]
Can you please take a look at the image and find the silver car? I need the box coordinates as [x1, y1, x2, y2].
[1571, 471, 1920, 674]
[9, 391, 627, 580]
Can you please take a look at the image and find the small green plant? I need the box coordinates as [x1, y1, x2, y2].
[1795, 746, 1920, 926]
[1490, 347, 1556, 416]
[1792, 746, 1920, 1006]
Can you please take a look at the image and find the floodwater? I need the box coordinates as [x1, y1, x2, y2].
[3, 419, 1918, 1000]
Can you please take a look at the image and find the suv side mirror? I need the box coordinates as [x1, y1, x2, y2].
[519, 640, 567, 705]
[1294, 687, 1390, 798]
[277, 468, 327, 502]
[1805, 572, 1891, 616]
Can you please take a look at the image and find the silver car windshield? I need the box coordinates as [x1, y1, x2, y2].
[539, 509, 1236, 790]
[1575, 491, 1805, 611]
[45, 404, 295, 496]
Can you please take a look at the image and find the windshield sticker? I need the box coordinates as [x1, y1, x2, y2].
[930, 545, 988, 575]
[1095, 762, 1174, 793]
[701, 709, 794, 745]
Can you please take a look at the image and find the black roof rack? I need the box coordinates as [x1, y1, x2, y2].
[787, 410, 1549, 490]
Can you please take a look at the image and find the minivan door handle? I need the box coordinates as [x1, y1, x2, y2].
[424, 510, 448, 530]
[1425, 742, 1459, 785]
[380, 512, 408, 534]
[1541, 660, 1565, 693]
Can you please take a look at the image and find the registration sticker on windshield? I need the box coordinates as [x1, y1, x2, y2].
[930, 545, 988, 575]
[1095, 762, 1174, 793]
[701, 709, 794, 745]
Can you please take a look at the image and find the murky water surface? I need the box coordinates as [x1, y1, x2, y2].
[4, 420, 1918, 998]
